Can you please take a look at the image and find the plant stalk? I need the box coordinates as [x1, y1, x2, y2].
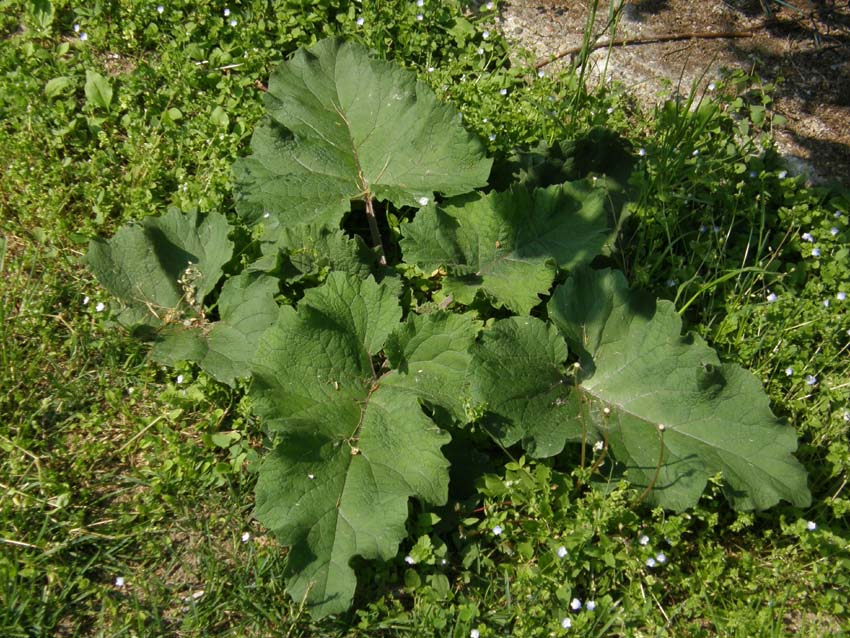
[364, 195, 387, 266]
[633, 425, 666, 507]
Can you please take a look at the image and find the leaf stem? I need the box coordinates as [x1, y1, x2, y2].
[633, 425, 666, 507]
[363, 195, 387, 266]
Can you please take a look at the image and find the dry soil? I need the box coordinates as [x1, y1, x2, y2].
[500, 0, 850, 184]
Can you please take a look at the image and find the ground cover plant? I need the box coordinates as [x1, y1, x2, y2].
[1, 1, 849, 637]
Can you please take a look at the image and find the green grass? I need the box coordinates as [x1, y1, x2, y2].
[2, 0, 849, 636]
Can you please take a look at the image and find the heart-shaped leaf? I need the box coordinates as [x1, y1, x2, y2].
[233, 38, 492, 228]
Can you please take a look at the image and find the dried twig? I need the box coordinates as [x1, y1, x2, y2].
[535, 28, 761, 69]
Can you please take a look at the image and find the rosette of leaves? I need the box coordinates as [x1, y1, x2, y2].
[84, 37, 811, 621]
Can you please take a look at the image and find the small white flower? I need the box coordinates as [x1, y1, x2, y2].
[557, 545, 567, 558]
[805, 375, 817, 386]
[176, 374, 184, 384]
[477, 47, 484, 54]
[418, 196, 429, 206]
[427, 66, 435, 73]
[79, 32, 88, 41]
[606, 106, 614, 114]
[74, 23, 80, 32]
[561, 617, 572, 629]
[417, 0, 424, 6]
[638, 148, 646, 157]
[127, 387, 134, 395]
[699, 224, 707, 233]
[778, 170, 787, 179]
[470, 630, 480, 638]
[229, 18, 237, 26]
[666, 279, 677, 288]
[95, 302, 105, 312]
[811, 247, 821, 257]
[492, 525, 503, 536]
[646, 557, 657, 567]
[356, 16, 364, 25]
[224, 7, 230, 16]
[263, 212, 270, 218]
[593, 440, 604, 451]
[692, 149, 699, 156]
[482, 30, 490, 39]
[307, 473, 315, 480]
[823, 299, 830, 308]
[766, 292, 777, 303]
[830, 227, 839, 236]
[570, 598, 582, 610]
[844, 412, 850, 422]
[83, 295, 90, 305]
[837, 292, 846, 301]
[488, 134, 496, 141]
[801, 232, 814, 242]
[499, 88, 507, 96]
[785, 367, 793, 376]
[440, 558, 447, 565]
[806, 520, 817, 531]
[586, 600, 596, 611]
[639, 534, 650, 546]
[156, 5, 164, 13]
[241, 531, 251, 542]
[417, 13, 424, 20]
[486, 1, 494, 9]
[115, 576, 125, 587]
[404, 555, 415, 564]
[656, 553, 667, 563]
[537, 70, 545, 78]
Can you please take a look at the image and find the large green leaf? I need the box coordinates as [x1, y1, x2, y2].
[233, 38, 491, 228]
[383, 311, 481, 422]
[548, 267, 811, 511]
[249, 223, 375, 282]
[85, 209, 233, 327]
[400, 183, 614, 314]
[151, 273, 280, 386]
[251, 272, 451, 617]
[466, 317, 584, 458]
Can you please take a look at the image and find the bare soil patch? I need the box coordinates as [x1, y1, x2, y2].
[501, 0, 850, 185]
